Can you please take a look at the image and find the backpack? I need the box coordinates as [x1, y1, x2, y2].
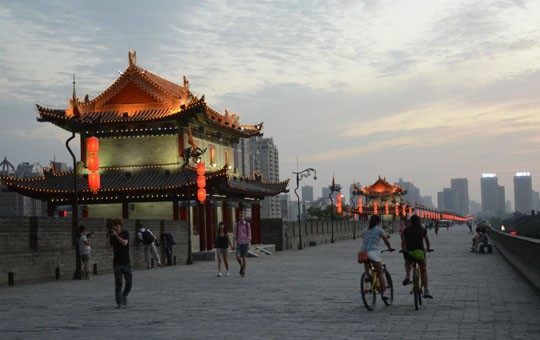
[164, 232, 176, 245]
[141, 229, 156, 245]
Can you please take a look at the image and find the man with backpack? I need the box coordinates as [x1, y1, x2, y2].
[137, 226, 163, 268]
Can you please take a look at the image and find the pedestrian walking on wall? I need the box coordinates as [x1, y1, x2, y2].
[137, 227, 163, 268]
[234, 211, 251, 277]
[107, 218, 132, 309]
[216, 222, 233, 277]
[78, 225, 93, 280]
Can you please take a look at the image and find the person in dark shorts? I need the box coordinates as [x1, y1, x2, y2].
[216, 222, 233, 277]
[401, 215, 433, 299]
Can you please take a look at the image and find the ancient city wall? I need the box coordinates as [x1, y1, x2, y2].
[0, 217, 188, 286]
[490, 229, 540, 292]
[261, 219, 366, 250]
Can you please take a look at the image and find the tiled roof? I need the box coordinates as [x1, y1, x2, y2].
[360, 176, 407, 198]
[0, 165, 288, 202]
[36, 105, 177, 125]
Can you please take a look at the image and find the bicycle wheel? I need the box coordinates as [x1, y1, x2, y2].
[360, 272, 376, 311]
[413, 267, 421, 310]
[383, 268, 393, 306]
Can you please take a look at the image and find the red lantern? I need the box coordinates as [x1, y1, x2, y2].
[197, 162, 205, 176]
[197, 175, 206, 188]
[337, 204, 342, 214]
[88, 173, 100, 193]
[373, 200, 378, 215]
[87, 136, 99, 154]
[409, 207, 413, 216]
[87, 155, 99, 172]
[358, 198, 363, 214]
[197, 188, 206, 202]
[395, 204, 399, 216]
[385, 202, 389, 215]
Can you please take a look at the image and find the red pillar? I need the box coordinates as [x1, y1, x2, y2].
[122, 201, 129, 219]
[198, 203, 206, 251]
[251, 203, 261, 244]
[47, 202, 55, 217]
[173, 198, 179, 221]
[222, 202, 230, 232]
[205, 201, 214, 250]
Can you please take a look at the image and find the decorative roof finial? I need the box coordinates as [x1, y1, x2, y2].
[128, 48, 137, 67]
[72, 74, 81, 118]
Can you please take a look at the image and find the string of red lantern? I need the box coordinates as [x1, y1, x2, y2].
[197, 162, 206, 203]
[86, 137, 100, 194]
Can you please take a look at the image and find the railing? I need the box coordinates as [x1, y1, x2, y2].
[490, 228, 540, 292]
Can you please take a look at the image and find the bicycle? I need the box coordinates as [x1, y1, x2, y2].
[400, 249, 433, 310]
[360, 250, 394, 311]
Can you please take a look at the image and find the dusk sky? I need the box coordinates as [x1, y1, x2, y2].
[1, 0, 539, 206]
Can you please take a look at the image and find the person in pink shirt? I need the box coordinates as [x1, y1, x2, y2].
[233, 211, 251, 277]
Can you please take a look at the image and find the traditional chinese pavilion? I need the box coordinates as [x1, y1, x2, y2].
[353, 176, 407, 217]
[0, 50, 289, 251]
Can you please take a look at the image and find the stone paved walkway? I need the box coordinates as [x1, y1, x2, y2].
[1, 224, 539, 339]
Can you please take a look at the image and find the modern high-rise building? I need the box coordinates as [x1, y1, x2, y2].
[480, 173, 505, 216]
[235, 136, 281, 218]
[322, 187, 331, 202]
[0, 160, 47, 217]
[437, 188, 456, 212]
[532, 190, 540, 213]
[301, 185, 314, 202]
[280, 194, 292, 221]
[514, 172, 533, 214]
[451, 178, 469, 216]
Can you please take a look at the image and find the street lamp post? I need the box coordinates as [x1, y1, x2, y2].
[65, 130, 81, 279]
[292, 168, 317, 250]
[181, 145, 206, 265]
[350, 189, 360, 240]
[328, 181, 342, 244]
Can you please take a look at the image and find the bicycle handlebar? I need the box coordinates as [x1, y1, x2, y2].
[399, 249, 435, 253]
[381, 249, 395, 253]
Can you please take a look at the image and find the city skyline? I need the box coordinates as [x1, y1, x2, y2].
[1, 1, 539, 204]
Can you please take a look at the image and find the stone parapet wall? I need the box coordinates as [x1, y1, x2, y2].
[0, 217, 188, 286]
[261, 219, 366, 250]
[490, 229, 540, 292]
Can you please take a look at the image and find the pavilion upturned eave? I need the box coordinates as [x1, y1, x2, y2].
[0, 166, 289, 202]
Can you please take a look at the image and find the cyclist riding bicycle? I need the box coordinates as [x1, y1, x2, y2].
[359, 214, 394, 301]
[401, 214, 433, 299]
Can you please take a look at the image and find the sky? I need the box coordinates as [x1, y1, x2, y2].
[1, 0, 540, 207]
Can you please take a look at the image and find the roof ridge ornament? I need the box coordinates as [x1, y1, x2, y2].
[128, 48, 137, 67]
